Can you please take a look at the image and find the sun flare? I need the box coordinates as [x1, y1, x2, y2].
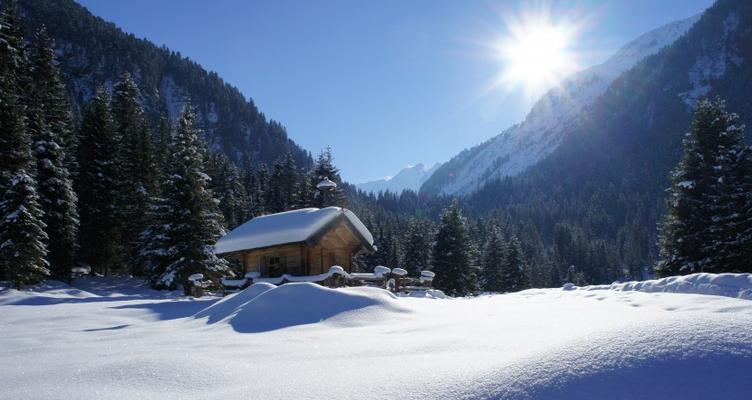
[497, 17, 580, 98]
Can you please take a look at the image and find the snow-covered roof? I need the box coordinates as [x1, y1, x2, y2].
[214, 207, 374, 255]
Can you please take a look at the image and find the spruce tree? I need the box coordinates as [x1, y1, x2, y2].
[1, 173, 50, 287]
[658, 99, 745, 276]
[311, 146, 346, 208]
[76, 87, 120, 276]
[705, 112, 750, 272]
[112, 72, 156, 273]
[257, 162, 270, 213]
[280, 152, 299, 210]
[0, 2, 28, 184]
[240, 158, 262, 219]
[29, 27, 76, 166]
[480, 226, 506, 292]
[28, 28, 79, 280]
[154, 113, 172, 172]
[137, 193, 172, 283]
[735, 147, 752, 270]
[430, 200, 477, 296]
[211, 153, 246, 228]
[0, 6, 49, 287]
[295, 170, 316, 209]
[153, 106, 230, 289]
[402, 219, 432, 276]
[500, 234, 529, 292]
[267, 158, 285, 213]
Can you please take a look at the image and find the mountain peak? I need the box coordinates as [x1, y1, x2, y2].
[421, 13, 701, 196]
[357, 163, 441, 194]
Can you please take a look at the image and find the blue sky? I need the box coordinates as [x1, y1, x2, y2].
[77, 0, 714, 183]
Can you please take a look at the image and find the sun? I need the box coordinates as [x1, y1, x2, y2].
[496, 17, 580, 98]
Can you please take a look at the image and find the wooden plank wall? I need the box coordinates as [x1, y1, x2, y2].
[235, 220, 368, 277]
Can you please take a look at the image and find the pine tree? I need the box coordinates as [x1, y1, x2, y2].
[705, 111, 749, 272]
[295, 170, 316, 209]
[430, 200, 477, 296]
[257, 162, 271, 213]
[0, 2, 29, 185]
[137, 193, 172, 283]
[402, 219, 432, 276]
[279, 152, 299, 211]
[311, 146, 346, 208]
[480, 226, 506, 292]
[112, 73, 156, 273]
[0, 173, 50, 287]
[0, 1, 30, 111]
[0, 5, 49, 287]
[240, 158, 262, 219]
[500, 234, 529, 292]
[267, 158, 285, 213]
[29, 27, 76, 168]
[735, 147, 752, 270]
[211, 153, 246, 228]
[154, 113, 172, 172]
[76, 87, 120, 275]
[384, 229, 402, 268]
[28, 27, 79, 280]
[658, 99, 744, 276]
[152, 105, 230, 289]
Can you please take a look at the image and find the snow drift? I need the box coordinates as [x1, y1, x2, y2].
[578, 272, 752, 300]
[195, 282, 408, 332]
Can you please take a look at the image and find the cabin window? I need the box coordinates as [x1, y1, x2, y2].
[266, 255, 285, 277]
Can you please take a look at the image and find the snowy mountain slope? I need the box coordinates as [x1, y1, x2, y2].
[1, 276, 751, 399]
[356, 163, 441, 194]
[16, 0, 312, 168]
[421, 14, 701, 196]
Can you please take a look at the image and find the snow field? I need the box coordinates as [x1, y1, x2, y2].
[1, 275, 751, 399]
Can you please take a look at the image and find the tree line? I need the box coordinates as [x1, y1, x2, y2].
[0, 4, 344, 290]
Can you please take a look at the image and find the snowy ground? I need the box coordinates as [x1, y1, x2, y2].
[2, 274, 752, 400]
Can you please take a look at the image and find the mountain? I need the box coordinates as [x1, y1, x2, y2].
[463, 0, 752, 266]
[356, 163, 441, 194]
[14, 0, 312, 168]
[421, 14, 701, 196]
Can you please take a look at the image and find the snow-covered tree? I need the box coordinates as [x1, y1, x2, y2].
[500, 234, 529, 292]
[0, 2, 29, 185]
[431, 200, 477, 296]
[256, 162, 270, 213]
[76, 87, 121, 275]
[658, 99, 748, 276]
[704, 114, 750, 273]
[28, 28, 79, 280]
[208, 152, 247, 229]
[480, 226, 506, 292]
[151, 105, 230, 290]
[310, 146, 346, 208]
[0, 6, 49, 287]
[0, 173, 50, 287]
[402, 219, 432, 276]
[294, 169, 316, 209]
[112, 72, 156, 272]
[240, 158, 263, 219]
[29, 27, 76, 166]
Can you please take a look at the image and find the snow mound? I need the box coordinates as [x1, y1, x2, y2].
[580, 273, 752, 300]
[193, 282, 276, 323]
[0, 280, 99, 305]
[199, 282, 408, 333]
[71, 276, 182, 298]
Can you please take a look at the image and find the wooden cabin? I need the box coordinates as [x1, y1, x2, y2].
[214, 207, 375, 277]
